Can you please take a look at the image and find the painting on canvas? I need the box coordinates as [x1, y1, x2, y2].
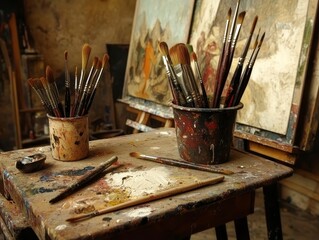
[123, 0, 195, 106]
[189, 0, 317, 145]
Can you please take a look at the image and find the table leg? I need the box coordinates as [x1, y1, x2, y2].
[215, 224, 228, 240]
[234, 216, 250, 240]
[263, 183, 283, 240]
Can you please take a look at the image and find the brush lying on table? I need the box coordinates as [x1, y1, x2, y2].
[129, 152, 234, 175]
[159, 0, 265, 109]
[28, 43, 109, 118]
[49, 156, 118, 204]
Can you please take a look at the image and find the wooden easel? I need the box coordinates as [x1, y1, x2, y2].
[119, 97, 174, 134]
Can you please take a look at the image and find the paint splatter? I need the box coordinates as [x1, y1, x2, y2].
[30, 187, 56, 194]
[55, 224, 67, 231]
[40, 166, 95, 182]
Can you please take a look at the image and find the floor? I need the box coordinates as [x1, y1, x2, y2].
[1, 190, 318, 239]
[191, 189, 319, 240]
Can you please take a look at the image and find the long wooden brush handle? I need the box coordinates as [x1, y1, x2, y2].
[133, 153, 234, 175]
[66, 175, 224, 222]
[223, 62, 243, 107]
[162, 56, 186, 106]
[173, 64, 194, 107]
[184, 65, 202, 108]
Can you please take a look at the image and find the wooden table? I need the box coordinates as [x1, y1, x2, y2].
[0, 129, 293, 240]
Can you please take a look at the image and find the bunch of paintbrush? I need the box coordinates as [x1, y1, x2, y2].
[211, 0, 246, 108]
[211, 0, 265, 108]
[28, 43, 109, 118]
[158, 42, 208, 108]
[159, 0, 265, 109]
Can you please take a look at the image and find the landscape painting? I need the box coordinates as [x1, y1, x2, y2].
[123, 0, 195, 106]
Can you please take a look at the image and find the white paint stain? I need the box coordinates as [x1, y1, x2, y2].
[125, 207, 153, 218]
[150, 146, 160, 150]
[55, 224, 67, 231]
[105, 166, 173, 198]
[158, 131, 170, 136]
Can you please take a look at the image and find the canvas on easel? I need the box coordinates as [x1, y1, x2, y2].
[189, 0, 319, 154]
[123, 0, 195, 106]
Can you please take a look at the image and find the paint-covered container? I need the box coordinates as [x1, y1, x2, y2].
[48, 115, 89, 161]
[172, 103, 243, 165]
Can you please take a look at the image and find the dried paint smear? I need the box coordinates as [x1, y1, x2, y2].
[105, 166, 173, 198]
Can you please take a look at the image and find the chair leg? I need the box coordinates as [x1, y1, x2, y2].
[234, 216, 250, 240]
[263, 183, 283, 240]
[215, 224, 228, 240]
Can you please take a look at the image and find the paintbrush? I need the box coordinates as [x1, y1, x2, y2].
[70, 66, 78, 117]
[74, 43, 91, 115]
[40, 76, 62, 117]
[178, 43, 203, 108]
[190, 51, 209, 108]
[82, 59, 101, 115]
[49, 156, 118, 204]
[46, 66, 64, 117]
[78, 43, 92, 93]
[228, 11, 246, 66]
[64, 51, 71, 117]
[233, 32, 265, 106]
[76, 56, 98, 116]
[158, 41, 186, 106]
[171, 43, 202, 107]
[224, 15, 258, 107]
[213, 1, 243, 107]
[170, 44, 195, 107]
[66, 174, 224, 222]
[84, 53, 109, 114]
[129, 152, 234, 175]
[28, 78, 54, 116]
[211, 7, 232, 107]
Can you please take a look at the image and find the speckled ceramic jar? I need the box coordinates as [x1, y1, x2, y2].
[48, 115, 89, 161]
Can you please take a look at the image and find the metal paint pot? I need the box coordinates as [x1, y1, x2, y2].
[48, 115, 89, 161]
[172, 103, 243, 165]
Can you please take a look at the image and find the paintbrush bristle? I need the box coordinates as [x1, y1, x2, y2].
[250, 16, 258, 34]
[46, 66, 55, 84]
[227, 7, 232, 19]
[40, 76, 48, 86]
[129, 152, 140, 158]
[64, 50, 68, 61]
[101, 53, 109, 69]
[169, 44, 178, 66]
[176, 43, 190, 65]
[237, 11, 246, 24]
[92, 56, 98, 68]
[190, 52, 197, 62]
[82, 43, 92, 70]
[258, 32, 265, 47]
[158, 41, 170, 57]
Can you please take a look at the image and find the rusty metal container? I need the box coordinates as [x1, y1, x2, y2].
[172, 103, 243, 165]
[48, 115, 89, 161]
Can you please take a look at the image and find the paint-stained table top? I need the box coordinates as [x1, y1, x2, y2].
[0, 129, 293, 240]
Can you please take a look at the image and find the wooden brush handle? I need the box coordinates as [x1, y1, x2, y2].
[67, 175, 224, 222]
[224, 62, 243, 107]
[50, 156, 118, 204]
[65, 88, 70, 117]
